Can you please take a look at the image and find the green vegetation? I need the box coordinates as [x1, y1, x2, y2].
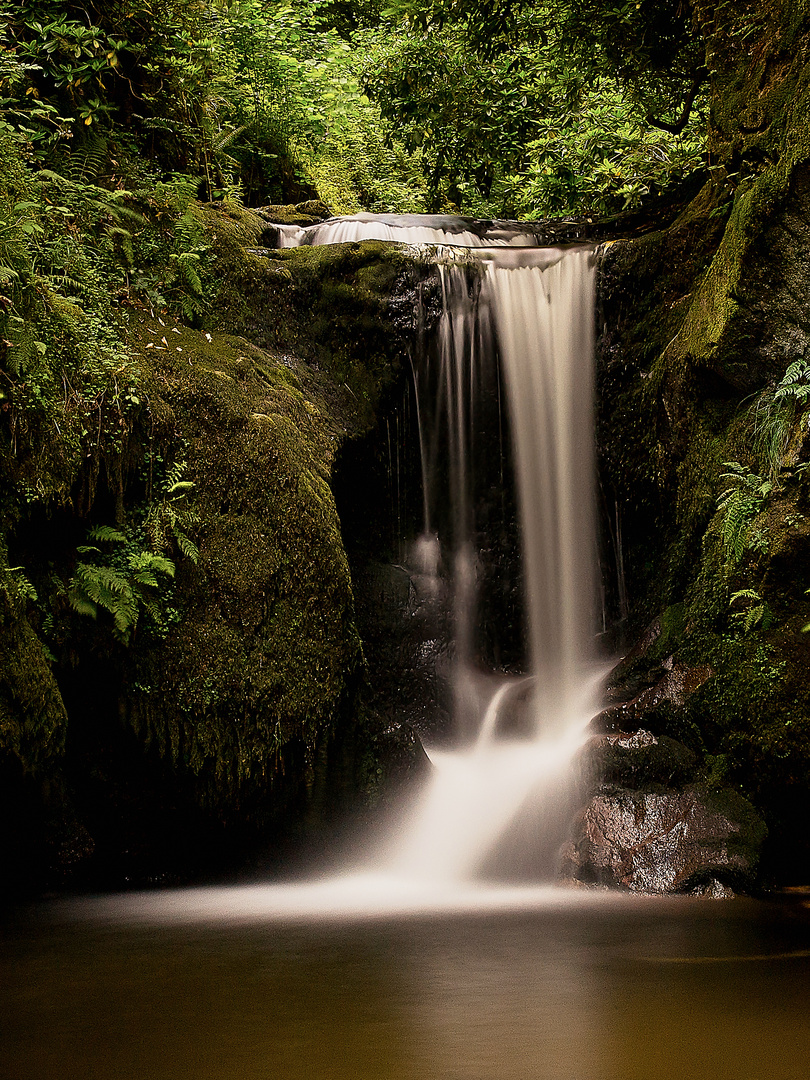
[358, 0, 706, 215]
[1, 0, 808, 887]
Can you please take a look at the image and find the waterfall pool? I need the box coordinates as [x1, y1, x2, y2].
[3, 887, 810, 1080]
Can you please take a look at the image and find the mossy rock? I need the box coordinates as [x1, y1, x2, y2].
[0, 604, 66, 771]
[122, 317, 367, 819]
[255, 201, 333, 227]
[201, 205, 423, 431]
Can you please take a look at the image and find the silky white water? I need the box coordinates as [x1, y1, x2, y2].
[69, 215, 603, 922]
[276, 214, 601, 886]
[387, 242, 600, 882]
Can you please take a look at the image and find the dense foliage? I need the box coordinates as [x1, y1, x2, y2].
[0, 0, 715, 220]
[356, 0, 708, 215]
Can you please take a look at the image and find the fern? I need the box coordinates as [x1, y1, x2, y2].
[127, 550, 175, 578]
[42, 270, 98, 301]
[144, 459, 200, 564]
[174, 529, 200, 562]
[106, 226, 135, 268]
[65, 131, 109, 184]
[717, 463, 771, 563]
[774, 359, 810, 406]
[1, 564, 38, 606]
[68, 524, 178, 644]
[730, 589, 773, 632]
[88, 525, 127, 544]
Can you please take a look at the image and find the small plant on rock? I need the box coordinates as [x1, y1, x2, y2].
[729, 589, 773, 633]
[68, 525, 176, 644]
[717, 463, 771, 564]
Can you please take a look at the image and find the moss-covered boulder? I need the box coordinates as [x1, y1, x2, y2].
[201, 205, 420, 429]
[123, 317, 366, 820]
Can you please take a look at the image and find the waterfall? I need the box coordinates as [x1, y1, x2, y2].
[285, 215, 602, 885]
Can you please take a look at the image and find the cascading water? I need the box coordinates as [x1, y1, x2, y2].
[391, 246, 601, 883]
[282, 215, 603, 885]
[61, 213, 607, 923]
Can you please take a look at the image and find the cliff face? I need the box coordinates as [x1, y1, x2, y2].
[597, 2, 810, 880]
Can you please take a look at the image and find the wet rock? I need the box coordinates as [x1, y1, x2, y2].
[579, 729, 697, 789]
[561, 785, 767, 893]
[593, 660, 713, 732]
[691, 878, 736, 899]
[603, 618, 663, 700]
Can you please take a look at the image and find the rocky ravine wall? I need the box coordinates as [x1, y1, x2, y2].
[594, 1, 810, 885]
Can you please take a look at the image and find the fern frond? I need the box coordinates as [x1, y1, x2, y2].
[166, 459, 186, 489]
[730, 588, 761, 603]
[67, 589, 98, 618]
[180, 293, 204, 320]
[88, 525, 126, 544]
[112, 589, 139, 640]
[174, 529, 199, 563]
[213, 124, 247, 153]
[66, 132, 109, 183]
[720, 489, 757, 561]
[105, 202, 148, 227]
[128, 551, 175, 577]
[140, 595, 163, 622]
[132, 570, 159, 588]
[106, 226, 135, 268]
[44, 272, 98, 300]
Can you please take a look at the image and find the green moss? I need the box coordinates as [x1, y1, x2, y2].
[122, 317, 366, 814]
[202, 206, 417, 431]
[662, 172, 787, 391]
[255, 203, 332, 226]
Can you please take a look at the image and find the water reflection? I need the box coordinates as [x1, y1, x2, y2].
[4, 892, 810, 1080]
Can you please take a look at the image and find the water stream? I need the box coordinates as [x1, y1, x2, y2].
[285, 216, 603, 886]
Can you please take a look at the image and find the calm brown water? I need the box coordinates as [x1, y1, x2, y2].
[3, 888, 810, 1080]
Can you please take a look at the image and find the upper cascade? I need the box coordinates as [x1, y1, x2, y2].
[274, 212, 586, 250]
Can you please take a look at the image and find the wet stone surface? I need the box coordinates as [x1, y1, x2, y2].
[562, 784, 766, 893]
[577, 729, 698, 790]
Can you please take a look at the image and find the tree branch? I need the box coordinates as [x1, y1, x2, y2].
[646, 72, 706, 135]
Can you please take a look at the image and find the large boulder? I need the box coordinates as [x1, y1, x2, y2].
[562, 784, 766, 893]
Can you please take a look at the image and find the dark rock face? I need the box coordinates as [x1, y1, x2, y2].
[594, 660, 714, 733]
[562, 784, 766, 893]
[579, 729, 697, 789]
